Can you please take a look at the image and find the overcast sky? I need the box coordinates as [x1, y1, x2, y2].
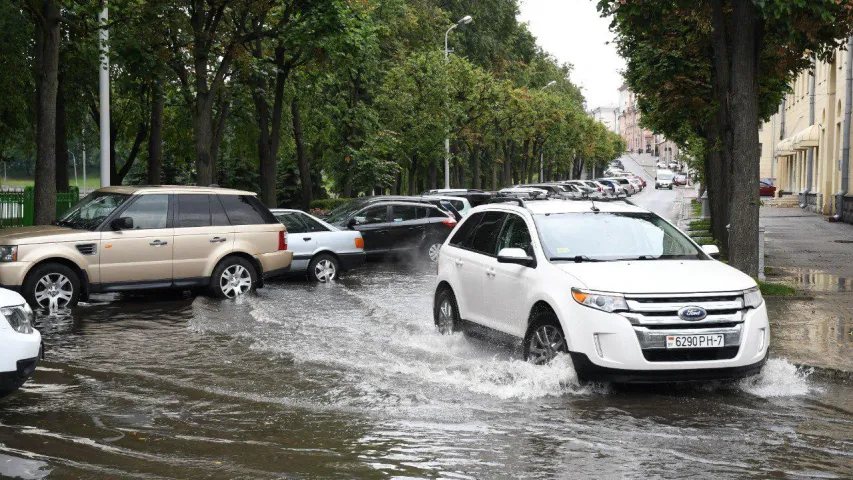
[517, 0, 624, 109]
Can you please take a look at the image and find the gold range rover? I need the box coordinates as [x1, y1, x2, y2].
[0, 186, 293, 309]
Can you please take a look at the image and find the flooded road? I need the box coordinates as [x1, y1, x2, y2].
[2, 262, 853, 478]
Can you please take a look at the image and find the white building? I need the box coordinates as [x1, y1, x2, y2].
[590, 106, 619, 134]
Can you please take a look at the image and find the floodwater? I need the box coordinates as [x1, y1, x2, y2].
[2, 263, 853, 479]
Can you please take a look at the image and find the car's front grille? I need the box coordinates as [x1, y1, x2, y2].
[620, 292, 747, 362]
[76, 243, 97, 256]
[642, 346, 740, 362]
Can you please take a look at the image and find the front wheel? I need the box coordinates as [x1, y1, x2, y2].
[308, 253, 339, 283]
[434, 287, 461, 335]
[210, 257, 257, 299]
[524, 312, 568, 365]
[22, 263, 80, 310]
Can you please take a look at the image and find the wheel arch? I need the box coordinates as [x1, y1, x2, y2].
[213, 252, 264, 287]
[23, 257, 90, 300]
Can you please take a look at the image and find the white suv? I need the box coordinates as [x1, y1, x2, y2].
[0, 288, 40, 397]
[433, 199, 769, 383]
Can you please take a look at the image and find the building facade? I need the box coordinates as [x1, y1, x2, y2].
[618, 84, 656, 154]
[590, 106, 619, 134]
[760, 45, 853, 222]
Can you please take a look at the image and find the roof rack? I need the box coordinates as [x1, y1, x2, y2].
[487, 197, 525, 207]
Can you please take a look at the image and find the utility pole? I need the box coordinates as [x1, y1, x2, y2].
[443, 15, 472, 189]
[99, 2, 110, 187]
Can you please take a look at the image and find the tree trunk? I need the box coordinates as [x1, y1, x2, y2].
[502, 142, 513, 187]
[211, 98, 230, 185]
[491, 158, 498, 191]
[33, 1, 60, 225]
[292, 99, 311, 210]
[710, 0, 733, 252]
[148, 77, 165, 185]
[471, 145, 480, 189]
[428, 161, 438, 189]
[55, 66, 69, 191]
[408, 156, 419, 195]
[194, 94, 214, 186]
[727, 0, 762, 276]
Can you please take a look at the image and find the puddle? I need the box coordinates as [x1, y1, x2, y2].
[767, 267, 853, 292]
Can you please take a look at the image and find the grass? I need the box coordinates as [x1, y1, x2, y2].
[689, 219, 711, 229]
[1, 176, 101, 189]
[758, 281, 797, 296]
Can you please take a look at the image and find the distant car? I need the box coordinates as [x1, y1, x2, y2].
[596, 179, 625, 198]
[759, 181, 777, 197]
[0, 288, 40, 398]
[272, 209, 365, 282]
[656, 162, 667, 169]
[625, 177, 644, 192]
[655, 170, 674, 190]
[499, 187, 551, 199]
[605, 177, 636, 195]
[562, 181, 603, 199]
[325, 197, 457, 262]
[668, 162, 679, 171]
[673, 174, 688, 186]
[421, 189, 493, 207]
[422, 195, 472, 217]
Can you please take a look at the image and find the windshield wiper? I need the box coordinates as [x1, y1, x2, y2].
[550, 255, 606, 263]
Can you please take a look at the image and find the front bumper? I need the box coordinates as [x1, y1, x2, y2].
[558, 301, 771, 382]
[0, 261, 31, 289]
[0, 330, 42, 396]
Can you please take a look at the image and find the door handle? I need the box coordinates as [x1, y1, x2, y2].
[210, 237, 227, 243]
[486, 268, 496, 277]
[303, 237, 312, 241]
[454, 259, 464, 267]
[150, 240, 168, 246]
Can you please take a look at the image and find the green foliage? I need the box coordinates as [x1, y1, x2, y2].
[758, 282, 798, 297]
[310, 198, 355, 211]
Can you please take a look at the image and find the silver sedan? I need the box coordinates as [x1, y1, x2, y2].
[271, 209, 366, 282]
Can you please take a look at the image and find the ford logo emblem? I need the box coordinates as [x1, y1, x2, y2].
[678, 306, 707, 321]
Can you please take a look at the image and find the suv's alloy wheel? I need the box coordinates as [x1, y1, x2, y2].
[524, 316, 568, 365]
[23, 263, 80, 311]
[434, 288, 460, 334]
[211, 257, 256, 299]
[427, 242, 442, 262]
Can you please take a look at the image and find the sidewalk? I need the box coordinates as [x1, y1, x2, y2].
[676, 196, 853, 376]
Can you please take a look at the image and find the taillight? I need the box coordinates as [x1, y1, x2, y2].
[278, 230, 287, 251]
[355, 237, 365, 249]
[442, 217, 457, 228]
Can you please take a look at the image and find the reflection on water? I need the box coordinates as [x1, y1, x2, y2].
[770, 267, 853, 292]
[1, 263, 852, 478]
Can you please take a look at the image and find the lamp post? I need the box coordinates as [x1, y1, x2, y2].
[540, 81, 557, 181]
[99, 1, 110, 187]
[443, 15, 472, 189]
[68, 150, 77, 187]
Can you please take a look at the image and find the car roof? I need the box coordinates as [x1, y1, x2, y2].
[471, 198, 649, 216]
[98, 185, 257, 196]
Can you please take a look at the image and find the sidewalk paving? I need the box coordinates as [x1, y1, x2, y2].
[676, 196, 853, 376]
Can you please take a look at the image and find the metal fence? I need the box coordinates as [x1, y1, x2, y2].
[0, 186, 80, 228]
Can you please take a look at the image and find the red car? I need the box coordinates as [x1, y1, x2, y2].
[759, 181, 776, 196]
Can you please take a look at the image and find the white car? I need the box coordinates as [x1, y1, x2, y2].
[604, 177, 636, 195]
[498, 187, 549, 199]
[272, 209, 365, 282]
[422, 195, 472, 217]
[626, 177, 644, 192]
[0, 288, 40, 397]
[433, 199, 769, 383]
[656, 170, 675, 190]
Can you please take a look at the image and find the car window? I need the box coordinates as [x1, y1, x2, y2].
[429, 207, 449, 218]
[218, 195, 273, 225]
[210, 195, 230, 226]
[277, 213, 307, 234]
[449, 212, 482, 246]
[496, 214, 532, 255]
[298, 213, 330, 232]
[392, 205, 419, 222]
[176, 194, 211, 228]
[466, 211, 506, 255]
[120, 194, 169, 230]
[356, 206, 388, 225]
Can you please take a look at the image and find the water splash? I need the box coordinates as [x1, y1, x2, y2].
[738, 358, 814, 397]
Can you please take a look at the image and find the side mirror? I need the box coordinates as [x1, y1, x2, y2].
[347, 218, 359, 230]
[497, 247, 536, 267]
[702, 244, 720, 259]
[110, 217, 133, 231]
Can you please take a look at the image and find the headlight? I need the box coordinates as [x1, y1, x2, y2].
[0, 245, 17, 262]
[743, 286, 763, 309]
[571, 288, 628, 313]
[1, 304, 34, 334]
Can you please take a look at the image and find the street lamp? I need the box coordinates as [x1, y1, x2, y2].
[443, 15, 473, 189]
[540, 81, 557, 180]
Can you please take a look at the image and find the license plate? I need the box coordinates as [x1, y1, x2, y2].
[666, 334, 724, 349]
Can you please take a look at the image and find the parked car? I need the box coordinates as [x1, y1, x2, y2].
[422, 195, 472, 217]
[421, 189, 493, 207]
[611, 160, 624, 169]
[0, 288, 40, 397]
[0, 186, 293, 308]
[325, 197, 457, 261]
[656, 161, 667, 169]
[562, 181, 603, 199]
[433, 199, 769, 383]
[624, 177, 644, 192]
[498, 187, 551, 199]
[596, 179, 627, 198]
[673, 174, 689, 186]
[272, 209, 365, 282]
[603, 177, 635, 196]
[759, 181, 777, 197]
[655, 170, 675, 190]
[668, 162, 679, 171]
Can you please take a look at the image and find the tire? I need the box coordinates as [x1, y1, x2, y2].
[433, 287, 461, 335]
[523, 311, 568, 365]
[669, 185, 673, 190]
[210, 256, 257, 299]
[308, 253, 339, 283]
[22, 262, 80, 310]
[423, 238, 443, 263]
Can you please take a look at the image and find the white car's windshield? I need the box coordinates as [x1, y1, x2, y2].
[535, 212, 706, 262]
[658, 173, 673, 181]
[55, 192, 131, 230]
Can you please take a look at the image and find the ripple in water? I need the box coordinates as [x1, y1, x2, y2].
[738, 358, 815, 397]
